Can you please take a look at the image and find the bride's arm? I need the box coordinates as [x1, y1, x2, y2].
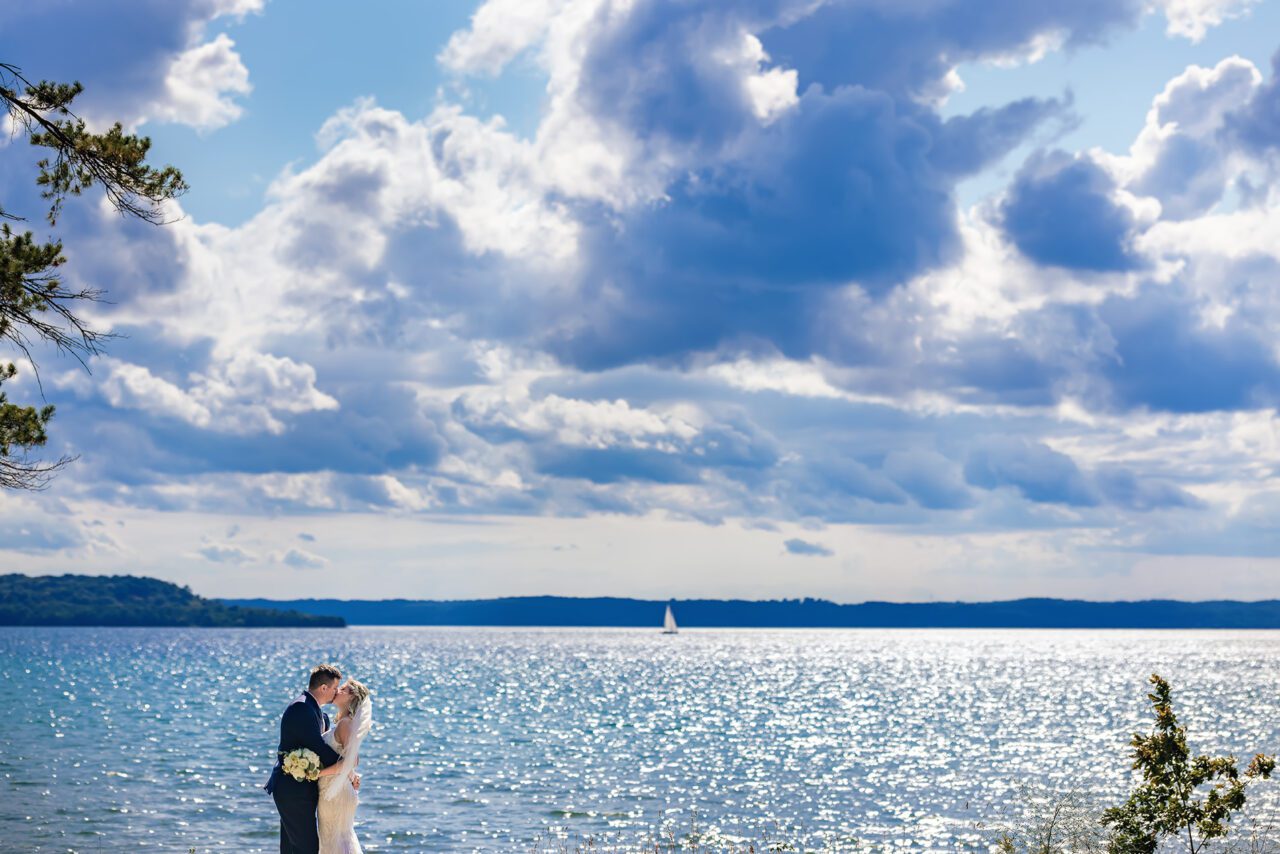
[317, 759, 359, 778]
[316, 758, 359, 779]
[317, 719, 357, 778]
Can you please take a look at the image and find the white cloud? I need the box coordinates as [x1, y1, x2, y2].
[1117, 56, 1262, 219]
[438, 0, 570, 75]
[94, 357, 214, 429]
[702, 357, 846, 400]
[1155, 0, 1261, 42]
[200, 351, 340, 420]
[740, 34, 799, 124]
[375, 475, 438, 511]
[145, 33, 252, 131]
[412, 106, 581, 263]
[69, 352, 337, 435]
[203, 0, 266, 18]
[256, 474, 340, 510]
[15, 0, 266, 132]
[456, 388, 701, 450]
[1140, 204, 1280, 260]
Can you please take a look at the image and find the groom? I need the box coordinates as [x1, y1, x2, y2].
[266, 663, 345, 853]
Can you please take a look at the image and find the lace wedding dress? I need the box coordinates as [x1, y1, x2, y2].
[318, 727, 362, 854]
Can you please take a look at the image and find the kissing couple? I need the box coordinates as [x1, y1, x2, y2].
[265, 663, 374, 854]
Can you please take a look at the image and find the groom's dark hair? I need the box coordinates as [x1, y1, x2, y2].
[308, 663, 342, 690]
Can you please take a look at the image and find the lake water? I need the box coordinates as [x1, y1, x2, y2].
[5, 627, 1280, 852]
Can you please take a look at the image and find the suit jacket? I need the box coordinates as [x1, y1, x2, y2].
[265, 691, 343, 796]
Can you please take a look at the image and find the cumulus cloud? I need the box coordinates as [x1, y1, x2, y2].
[438, 0, 567, 75]
[0, 0, 261, 131]
[62, 352, 338, 436]
[1000, 151, 1146, 272]
[1156, 0, 1261, 42]
[1223, 50, 1280, 159]
[1107, 48, 1280, 225]
[1125, 56, 1262, 219]
[93, 357, 216, 430]
[144, 33, 252, 131]
[517, 0, 1087, 367]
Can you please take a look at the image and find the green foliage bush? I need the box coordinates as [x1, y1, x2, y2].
[1102, 675, 1275, 853]
[994, 674, 1275, 853]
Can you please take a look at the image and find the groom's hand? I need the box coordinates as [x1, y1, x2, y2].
[351, 773, 361, 792]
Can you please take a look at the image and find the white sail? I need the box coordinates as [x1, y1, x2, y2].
[663, 604, 678, 634]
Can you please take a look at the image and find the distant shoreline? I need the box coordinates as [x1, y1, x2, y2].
[0, 574, 345, 628]
[221, 595, 1280, 629]
[10, 573, 1280, 629]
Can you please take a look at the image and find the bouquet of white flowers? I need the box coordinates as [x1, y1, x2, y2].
[280, 747, 322, 782]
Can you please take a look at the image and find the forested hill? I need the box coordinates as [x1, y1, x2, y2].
[223, 595, 1280, 629]
[0, 574, 344, 627]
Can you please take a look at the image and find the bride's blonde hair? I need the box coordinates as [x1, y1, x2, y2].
[341, 678, 370, 718]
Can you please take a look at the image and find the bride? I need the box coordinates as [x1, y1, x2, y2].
[319, 678, 373, 854]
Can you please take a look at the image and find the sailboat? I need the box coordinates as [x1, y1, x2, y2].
[662, 603, 678, 634]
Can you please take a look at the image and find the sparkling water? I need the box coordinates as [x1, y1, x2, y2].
[5, 626, 1280, 852]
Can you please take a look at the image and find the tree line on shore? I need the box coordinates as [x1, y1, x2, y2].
[0, 573, 343, 627]
[228, 593, 1280, 629]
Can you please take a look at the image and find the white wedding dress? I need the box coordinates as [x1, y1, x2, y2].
[318, 727, 362, 854]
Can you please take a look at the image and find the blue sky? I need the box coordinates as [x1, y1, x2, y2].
[3, 0, 1280, 601]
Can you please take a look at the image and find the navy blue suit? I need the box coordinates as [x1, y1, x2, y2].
[265, 691, 342, 854]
